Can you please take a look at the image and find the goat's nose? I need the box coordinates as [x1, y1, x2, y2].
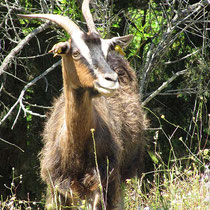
[104, 72, 118, 82]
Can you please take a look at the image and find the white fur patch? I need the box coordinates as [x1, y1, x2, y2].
[100, 39, 111, 58]
[71, 32, 93, 65]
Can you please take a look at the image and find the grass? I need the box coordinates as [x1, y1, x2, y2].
[1, 114, 209, 209]
[1, 151, 209, 210]
[124, 158, 209, 209]
[0, 168, 44, 209]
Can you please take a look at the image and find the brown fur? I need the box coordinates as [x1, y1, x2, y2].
[39, 50, 147, 209]
[76, 61, 96, 88]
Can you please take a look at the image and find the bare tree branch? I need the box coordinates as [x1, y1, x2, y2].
[0, 137, 24, 152]
[139, 0, 209, 94]
[0, 60, 61, 127]
[142, 69, 187, 106]
[0, 22, 50, 76]
[164, 49, 200, 65]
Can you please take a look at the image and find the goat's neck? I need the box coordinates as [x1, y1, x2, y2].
[61, 56, 95, 146]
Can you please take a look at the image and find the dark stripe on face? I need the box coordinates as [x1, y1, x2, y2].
[83, 33, 101, 45]
[73, 33, 114, 79]
[83, 33, 110, 74]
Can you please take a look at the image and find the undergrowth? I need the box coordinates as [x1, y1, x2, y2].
[1, 148, 209, 209]
[1, 153, 209, 209]
[0, 168, 44, 209]
[124, 154, 209, 209]
[1, 112, 209, 209]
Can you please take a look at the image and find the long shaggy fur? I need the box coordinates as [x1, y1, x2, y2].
[39, 51, 147, 209]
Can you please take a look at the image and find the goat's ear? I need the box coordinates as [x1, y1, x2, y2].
[110, 35, 133, 49]
[49, 41, 71, 57]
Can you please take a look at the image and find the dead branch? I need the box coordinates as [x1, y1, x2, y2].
[142, 69, 187, 106]
[0, 22, 50, 76]
[139, 0, 209, 94]
[0, 137, 24, 152]
[0, 60, 61, 128]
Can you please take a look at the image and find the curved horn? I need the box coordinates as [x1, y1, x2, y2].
[17, 14, 82, 36]
[82, 0, 98, 34]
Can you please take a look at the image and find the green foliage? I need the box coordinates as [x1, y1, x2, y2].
[127, 2, 164, 60]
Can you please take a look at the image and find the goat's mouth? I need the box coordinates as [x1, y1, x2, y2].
[93, 71, 119, 95]
[94, 80, 119, 96]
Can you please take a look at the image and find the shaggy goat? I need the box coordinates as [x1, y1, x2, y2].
[18, 0, 147, 209]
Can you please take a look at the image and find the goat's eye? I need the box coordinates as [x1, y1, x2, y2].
[72, 50, 81, 60]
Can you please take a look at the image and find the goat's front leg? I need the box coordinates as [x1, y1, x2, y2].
[49, 41, 70, 57]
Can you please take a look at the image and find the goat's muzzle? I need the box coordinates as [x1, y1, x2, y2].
[94, 71, 119, 96]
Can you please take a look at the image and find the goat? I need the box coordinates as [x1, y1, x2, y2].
[18, 0, 147, 209]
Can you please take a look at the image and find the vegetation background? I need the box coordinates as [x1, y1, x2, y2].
[0, 0, 209, 209]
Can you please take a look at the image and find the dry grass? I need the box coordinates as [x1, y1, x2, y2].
[1, 117, 209, 209]
[1, 152, 209, 210]
[124, 154, 210, 210]
[0, 168, 44, 209]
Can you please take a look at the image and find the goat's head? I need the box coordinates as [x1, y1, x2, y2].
[18, 0, 133, 96]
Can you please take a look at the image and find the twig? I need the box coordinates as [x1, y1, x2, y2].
[4, 71, 27, 84]
[0, 137, 24, 152]
[12, 105, 21, 129]
[0, 22, 50, 76]
[91, 128, 106, 210]
[0, 60, 61, 127]
[164, 49, 200, 65]
[5, 0, 21, 42]
[142, 69, 187, 106]
[17, 52, 50, 59]
[139, 0, 209, 94]
[2, 88, 52, 109]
